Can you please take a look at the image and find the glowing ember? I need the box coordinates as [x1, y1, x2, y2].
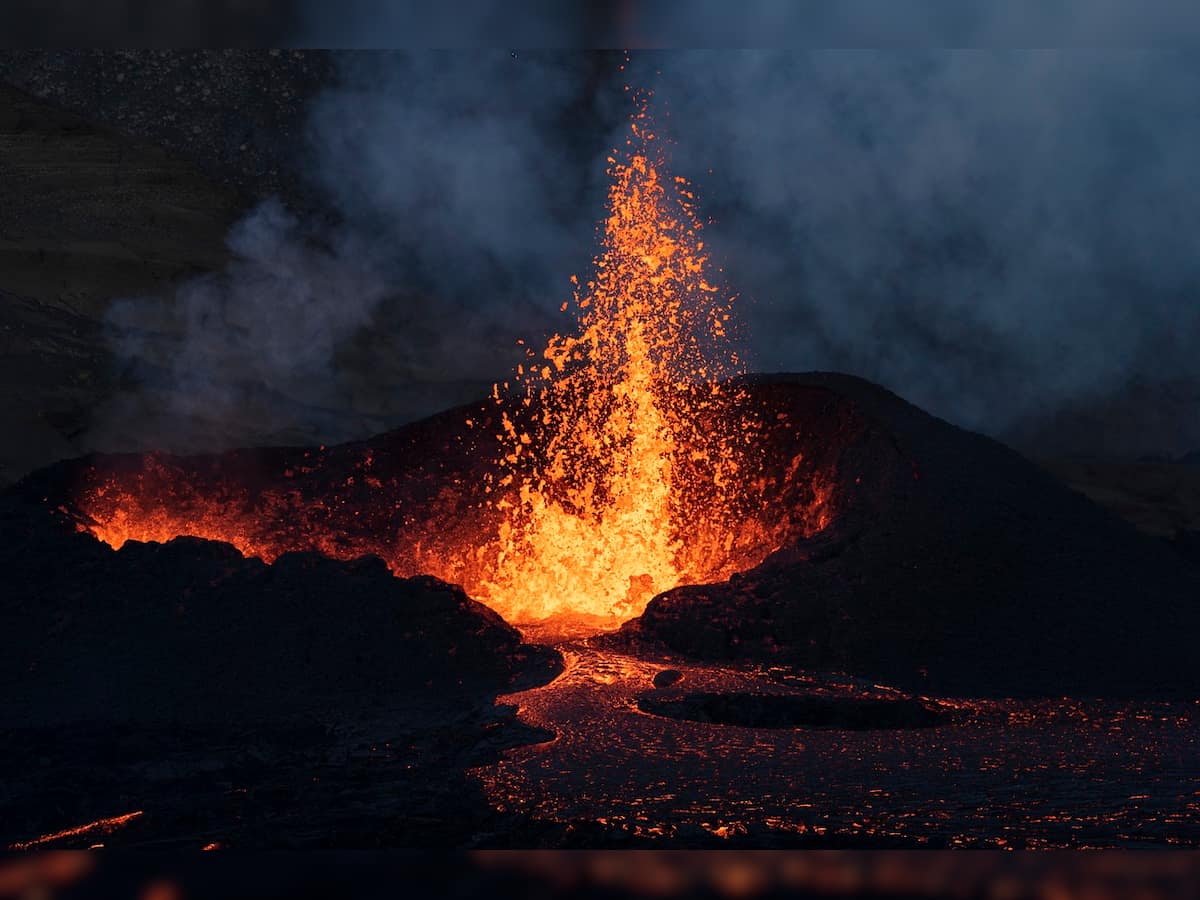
[73, 89, 833, 628]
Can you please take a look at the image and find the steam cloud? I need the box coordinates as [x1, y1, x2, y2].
[627, 51, 1200, 453]
[100, 51, 603, 450]
[105, 49, 1200, 457]
[104, 199, 390, 447]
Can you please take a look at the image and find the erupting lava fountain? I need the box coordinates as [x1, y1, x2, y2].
[76, 92, 832, 629]
[476, 93, 829, 622]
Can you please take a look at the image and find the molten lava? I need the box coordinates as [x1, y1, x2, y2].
[74, 93, 833, 628]
[477, 102, 761, 621]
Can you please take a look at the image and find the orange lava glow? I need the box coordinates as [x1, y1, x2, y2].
[476, 97, 779, 621]
[8, 810, 143, 850]
[74, 90, 833, 628]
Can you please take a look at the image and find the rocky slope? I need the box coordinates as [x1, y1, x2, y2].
[624, 374, 1200, 697]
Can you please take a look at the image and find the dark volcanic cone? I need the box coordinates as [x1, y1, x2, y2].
[624, 373, 1200, 698]
[4, 372, 1199, 704]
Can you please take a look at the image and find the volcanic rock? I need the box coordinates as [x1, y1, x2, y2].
[652, 668, 684, 689]
[626, 373, 1200, 698]
[0, 495, 558, 727]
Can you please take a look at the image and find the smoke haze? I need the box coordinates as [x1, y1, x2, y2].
[103, 49, 1200, 457]
[625, 51, 1200, 447]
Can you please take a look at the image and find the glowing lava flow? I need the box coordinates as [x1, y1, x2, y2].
[74, 92, 833, 628]
[8, 810, 144, 850]
[475, 100, 755, 621]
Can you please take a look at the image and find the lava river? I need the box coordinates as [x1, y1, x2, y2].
[472, 640, 1200, 849]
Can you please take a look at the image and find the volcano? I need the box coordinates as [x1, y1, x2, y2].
[5, 90, 1200, 709]
[5, 79, 1200, 852]
[7, 371, 1200, 849]
[4, 368, 1199, 711]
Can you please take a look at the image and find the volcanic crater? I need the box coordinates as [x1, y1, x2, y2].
[55, 376, 836, 624]
[5, 368, 1200, 702]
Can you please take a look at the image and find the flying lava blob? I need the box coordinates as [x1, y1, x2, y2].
[74, 90, 834, 629]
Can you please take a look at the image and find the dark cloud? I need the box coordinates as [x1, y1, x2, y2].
[622, 52, 1200, 443]
[97, 52, 606, 448]
[103, 197, 392, 446]
[101, 49, 1200, 458]
[303, 51, 603, 318]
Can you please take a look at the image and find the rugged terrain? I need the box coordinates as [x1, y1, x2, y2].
[3, 55, 1200, 854]
[4, 368, 1200, 848]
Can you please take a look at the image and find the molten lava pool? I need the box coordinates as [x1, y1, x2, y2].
[69, 378, 838, 631]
